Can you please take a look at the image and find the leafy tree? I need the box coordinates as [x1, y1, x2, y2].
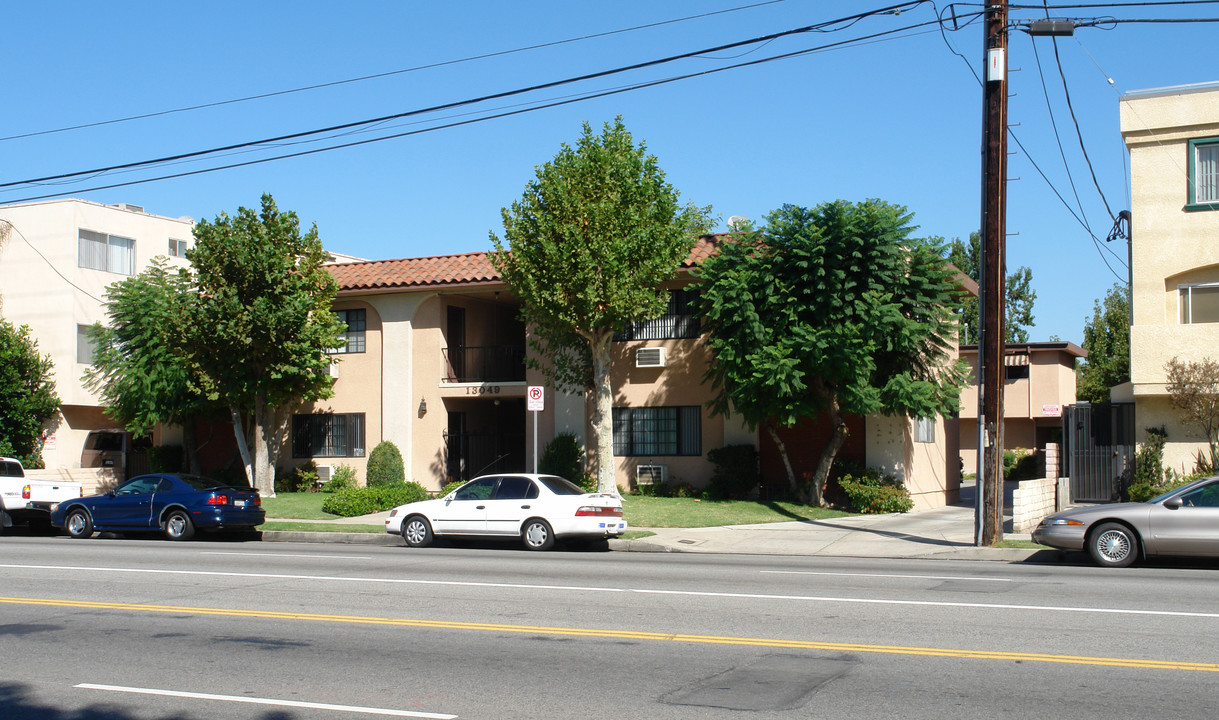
[0, 319, 60, 467]
[1164, 356, 1219, 470]
[490, 118, 712, 494]
[1077, 283, 1130, 404]
[188, 195, 346, 495]
[697, 200, 969, 505]
[83, 258, 216, 473]
[945, 231, 1037, 344]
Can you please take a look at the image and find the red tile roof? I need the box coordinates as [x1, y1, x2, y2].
[327, 234, 729, 292]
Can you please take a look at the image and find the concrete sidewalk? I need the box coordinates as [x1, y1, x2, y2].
[262, 501, 1044, 561]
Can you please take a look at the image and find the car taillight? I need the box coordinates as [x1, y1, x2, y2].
[576, 506, 622, 517]
[252, 495, 261, 506]
[22, 485, 31, 500]
[207, 494, 229, 506]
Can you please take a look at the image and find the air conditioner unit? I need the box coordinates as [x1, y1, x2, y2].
[316, 465, 333, 485]
[635, 347, 666, 368]
[636, 464, 667, 486]
[326, 361, 339, 378]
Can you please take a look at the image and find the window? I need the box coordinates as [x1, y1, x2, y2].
[1004, 365, 1030, 380]
[915, 417, 936, 444]
[168, 238, 188, 258]
[292, 413, 365, 458]
[77, 324, 97, 364]
[78, 229, 135, 275]
[615, 289, 700, 341]
[1188, 138, 1219, 210]
[612, 406, 701, 456]
[333, 309, 366, 353]
[1180, 284, 1219, 324]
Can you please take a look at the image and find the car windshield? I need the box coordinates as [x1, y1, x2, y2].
[537, 476, 586, 495]
[1147, 478, 1215, 505]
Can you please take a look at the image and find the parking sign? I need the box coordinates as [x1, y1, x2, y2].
[527, 385, 545, 412]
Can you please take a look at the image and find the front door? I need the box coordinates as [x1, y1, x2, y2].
[1149, 480, 1219, 556]
[432, 476, 497, 534]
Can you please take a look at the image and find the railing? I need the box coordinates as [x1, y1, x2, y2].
[442, 345, 526, 383]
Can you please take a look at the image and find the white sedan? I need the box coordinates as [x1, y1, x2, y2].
[385, 474, 627, 550]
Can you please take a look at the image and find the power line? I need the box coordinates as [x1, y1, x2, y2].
[0, 0, 792, 144]
[1, 2, 936, 192]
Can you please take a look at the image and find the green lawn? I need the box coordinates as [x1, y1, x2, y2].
[261, 492, 851, 529]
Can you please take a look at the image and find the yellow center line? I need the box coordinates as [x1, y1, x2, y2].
[6, 595, 1217, 673]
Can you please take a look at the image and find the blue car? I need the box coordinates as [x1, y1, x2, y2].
[51, 473, 265, 540]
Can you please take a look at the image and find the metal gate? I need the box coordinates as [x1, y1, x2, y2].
[1063, 402, 1135, 503]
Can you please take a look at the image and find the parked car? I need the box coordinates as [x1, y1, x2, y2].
[1032, 475, 1219, 567]
[0, 456, 83, 534]
[385, 473, 627, 550]
[50, 473, 264, 541]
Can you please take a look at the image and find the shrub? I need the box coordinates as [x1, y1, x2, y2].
[439, 479, 464, 497]
[321, 464, 358, 493]
[706, 445, 760, 499]
[365, 441, 405, 488]
[539, 432, 584, 481]
[1003, 448, 1039, 482]
[147, 445, 184, 473]
[322, 482, 428, 517]
[836, 468, 913, 514]
[275, 461, 318, 493]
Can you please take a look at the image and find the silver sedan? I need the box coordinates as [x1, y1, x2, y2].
[1033, 475, 1219, 567]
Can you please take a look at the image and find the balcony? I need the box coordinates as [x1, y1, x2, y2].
[442, 345, 527, 383]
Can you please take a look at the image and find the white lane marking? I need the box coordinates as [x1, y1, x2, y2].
[6, 563, 1216, 620]
[761, 570, 1014, 582]
[200, 552, 371, 560]
[75, 683, 456, 719]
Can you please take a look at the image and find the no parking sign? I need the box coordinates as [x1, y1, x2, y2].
[527, 385, 545, 412]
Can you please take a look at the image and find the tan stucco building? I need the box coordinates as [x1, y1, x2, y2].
[0, 199, 194, 476]
[1122, 81, 1219, 472]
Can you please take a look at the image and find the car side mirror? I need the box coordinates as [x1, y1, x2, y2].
[1164, 496, 1183, 509]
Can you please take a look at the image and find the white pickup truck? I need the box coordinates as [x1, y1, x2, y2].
[0, 456, 84, 532]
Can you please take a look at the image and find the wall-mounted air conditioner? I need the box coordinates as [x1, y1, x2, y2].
[635, 347, 666, 368]
[316, 465, 333, 485]
[636, 464, 667, 486]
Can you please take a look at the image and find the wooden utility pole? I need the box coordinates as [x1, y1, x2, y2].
[977, 0, 1008, 545]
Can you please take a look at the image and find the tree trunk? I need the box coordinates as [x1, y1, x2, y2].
[229, 405, 254, 488]
[764, 419, 806, 503]
[252, 394, 275, 497]
[589, 331, 617, 495]
[181, 416, 201, 475]
[808, 383, 849, 508]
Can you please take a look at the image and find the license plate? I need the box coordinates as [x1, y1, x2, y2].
[234, 500, 246, 508]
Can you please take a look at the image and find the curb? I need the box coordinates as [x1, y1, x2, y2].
[261, 530, 402, 546]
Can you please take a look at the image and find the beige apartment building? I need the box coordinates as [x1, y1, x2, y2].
[1121, 81, 1219, 472]
[299, 237, 961, 509]
[0, 199, 194, 477]
[957, 342, 1084, 474]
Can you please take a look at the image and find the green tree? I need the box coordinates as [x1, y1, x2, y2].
[490, 118, 712, 494]
[697, 200, 969, 505]
[1077, 283, 1131, 403]
[189, 195, 345, 495]
[83, 258, 216, 473]
[945, 231, 1037, 344]
[1164, 356, 1219, 470]
[0, 319, 60, 467]
[365, 440, 405, 488]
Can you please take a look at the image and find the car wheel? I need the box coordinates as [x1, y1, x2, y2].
[521, 519, 555, 551]
[164, 509, 195, 541]
[65, 509, 93, 539]
[402, 515, 433, 548]
[1089, 522, 1137, 568]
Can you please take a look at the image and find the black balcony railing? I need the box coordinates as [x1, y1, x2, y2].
[442, 345, 527, 383]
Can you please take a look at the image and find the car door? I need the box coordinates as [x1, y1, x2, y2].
[1148, 480, 1219, 556]
[95, 476, 161, 529]
[484, 476, 539, 536]
[432, 476, 498, 534]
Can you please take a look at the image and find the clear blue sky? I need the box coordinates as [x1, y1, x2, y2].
[5, 1, 1215, 344]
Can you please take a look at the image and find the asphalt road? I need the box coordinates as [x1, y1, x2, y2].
[3, 534, 1218, 719]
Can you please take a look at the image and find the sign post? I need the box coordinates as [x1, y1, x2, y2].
[527, 386, 545, 473]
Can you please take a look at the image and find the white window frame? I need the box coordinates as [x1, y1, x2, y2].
[168, 238, 188, 258]
[1179, 283, 1219, 324]
[78, 229, 135, 275]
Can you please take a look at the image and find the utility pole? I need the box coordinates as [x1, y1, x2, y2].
[977, 0, 1008, 546]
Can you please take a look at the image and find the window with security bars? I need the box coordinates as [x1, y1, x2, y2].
[1180, 284, 1219, 324]
[1189, 138, 1219, 208]
[615, 289, 700, 341]
[292, 413, 365, 458]
[78, 228, 135, 275]
[612, 406, 700, 456]
[333, 309, 366, 353]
